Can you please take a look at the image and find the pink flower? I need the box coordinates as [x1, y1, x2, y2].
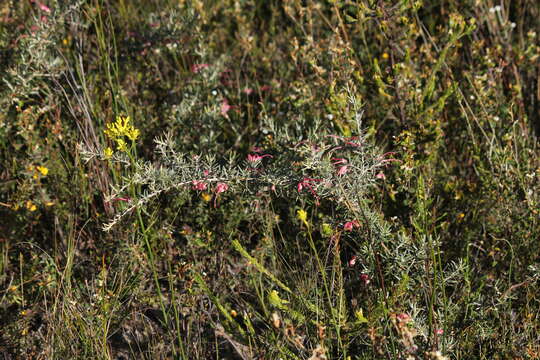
[297, 177, 322, 199]
[247, 153, 273, 162]
[337, 165, 349, 176]
[191, 63, 209, 73]
[331, 157, 347, 165]
[260, 85, 271, 92]
[376, 172, 386, 180]
[221, 99, 232, 117]
[247, 154, 260, 162]
[396, 313, 411, 323]
[348, 256, 357, 267]
[203, 170, 210, 176]
[359, 273, 370, 285]
[243, 87, 254, 95]
[343, 220, 360, 231]
[112, 197, 131, 202]
[192, 180, 207, 191]
[37, 2, 51, 13]
[215, 182, 229, 194]
[435, 328, 444, 336]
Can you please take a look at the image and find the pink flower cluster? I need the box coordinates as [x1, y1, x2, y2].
[359, 273, 370, 285]
[191, 63, 209, 73]
[297, 177, 322, 199]
[221, 99, 232, 117]
[215, 182, 228, 194]
[247, 153, 273, 163]
[343, 220, 361, 231]
[192, 180, 207, 191]
[332, 158, 349, 176]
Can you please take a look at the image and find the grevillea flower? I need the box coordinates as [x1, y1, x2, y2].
[348, 255, 357, 267]
[331, 157, 347, 165]
[221, 99, 232, 117]
[112, 197, 131, 202]
[344, 220, 360, 231]
[396, 313, 411, 323]
[191, 63, 209, 73]
[37, 2, 51, 13]
[376, 172, 386, 180]
[359, 273, 370, 285]
[247, 153, 273, 162]
[192, 180, 207, 191]
[337, 165, 349, 176]
[297, 177, 321, 198]
[215, 182, 228, 194]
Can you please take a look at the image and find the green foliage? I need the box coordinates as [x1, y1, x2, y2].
[1, 0, 539, 359]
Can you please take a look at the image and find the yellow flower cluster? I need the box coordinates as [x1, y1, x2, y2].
[104, 116, 140, 153]
[29, 165, 49, 180]
[297, 209, 308, 226]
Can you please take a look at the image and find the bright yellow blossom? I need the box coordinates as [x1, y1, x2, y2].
[201, 192, 212, 202]
[104, 115, 140, 143]
[297, 209, 308, 226]
[26, 200, 37, 212]
[115, 138, 128, 152]
[104, 147, 114, 159]
[36, 166, 49, 176]
[126, 127, 140, 141]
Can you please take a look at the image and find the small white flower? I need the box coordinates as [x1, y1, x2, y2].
[211, 90, 217, 96]
[493, 116, 500, 121]
[489, 7, 496, 13]
[470, 95, 475, 100]
[326, 114, 334, 120]
[494, 5, 502, 12]
[510, 22, 516, 28]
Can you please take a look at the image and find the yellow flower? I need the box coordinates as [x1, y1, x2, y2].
[104, 116, 130, 139]
[104, 147, 114, 159]
[126, 127, 140, 141]
[26, 200, 37, 212]
[201, 192, 211, 202]
[104, 115, 140, 143]
[45, 201, 54, 207]
[297, 209, 308, 226]
[115, 138, 128, 152]
[36, 166, 48, 176]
